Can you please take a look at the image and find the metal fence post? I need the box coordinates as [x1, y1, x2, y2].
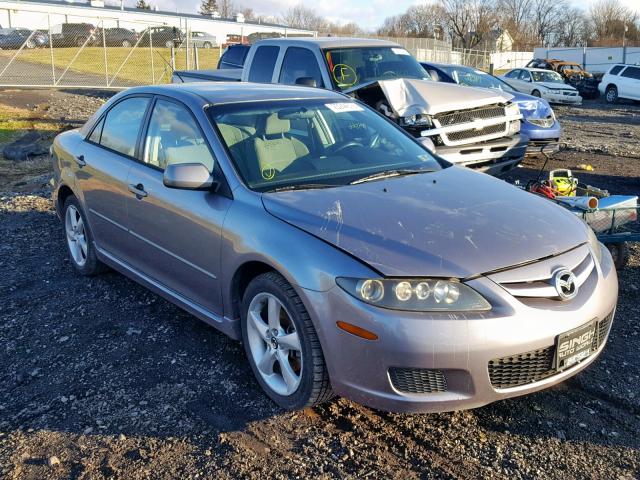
[171, 46, 176, 71]
[194, 46, 199, 70]
[149, 28, 155, 84]
[102, 19, 108, 86]
[48, 14, 56, 85]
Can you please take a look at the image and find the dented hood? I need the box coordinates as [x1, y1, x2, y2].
[262, 167, 588, 278]
[349, 78, 514, 117]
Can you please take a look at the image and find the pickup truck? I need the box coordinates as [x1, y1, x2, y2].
[172, 38, 526, 175]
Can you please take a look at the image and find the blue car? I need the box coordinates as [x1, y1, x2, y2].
[421, 62, 561, 155]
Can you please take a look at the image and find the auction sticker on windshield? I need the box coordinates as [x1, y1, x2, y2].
[326, 102, 365, 113]
[391, 48, 410, 55]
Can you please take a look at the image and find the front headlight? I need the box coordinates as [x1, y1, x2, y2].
[505, 102, 520, 116]
[336, 278, 491, 312]
[587, 227, 603, 265]
[401, 114, 433, 127]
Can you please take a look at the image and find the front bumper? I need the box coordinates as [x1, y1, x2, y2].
[544, 92, 582, 105]
[435, 134, 527, 176]
[301, 246, 618, 413]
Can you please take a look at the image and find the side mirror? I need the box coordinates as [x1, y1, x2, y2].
[163, 163, 217, 191]
[295, 76, 317, 87]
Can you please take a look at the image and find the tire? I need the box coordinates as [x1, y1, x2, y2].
[122, 40, 131, 47]
[62, 196, 108, 276]
[532, 90, 541, 97]
[241, 271, 333, 410]
[25, 39, 36, 49]
[165, 40, 174, 48]
[605, 85, 618, 104]
[76, 37, 87, 47]
[203, 41, 212, 49]
[606, 242, 629, 270]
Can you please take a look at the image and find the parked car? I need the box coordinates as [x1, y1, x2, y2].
[222, 34, 248, 48]
[247, 31, 282, 43]
[189, 31, 217, 49]
[422, 62, 561, 155]
[172, 38, 527, 176]
[51, 82, 618, 413]
[0, 28, 48, 49]
[598, 64, 640, 103]
[138, 26, 183, 48]
[500, 68, 582, 105]
[526, 58, 599, 99]
[94, 27, 138, 47]
[49, 23, 96, 47]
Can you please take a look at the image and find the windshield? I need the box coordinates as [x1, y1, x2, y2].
[324, 47, 430, 90]
[210, 99, 442, 192]
[440, 66, 514, 92]
[531, 70, 564, 83]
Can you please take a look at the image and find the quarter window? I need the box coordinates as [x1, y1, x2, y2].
[143, 99, 215, 171]
[279, 47, 324, 87]
[99, 96, 150, 157]
[609, 65, 623, 76]
[88, 117, 104, 144]
[248, 46, 279, 83]
[506, 69, 520, 78]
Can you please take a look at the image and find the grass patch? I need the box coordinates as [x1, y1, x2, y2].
[0, 105, 64, 190]
[0, 47, 220, 85]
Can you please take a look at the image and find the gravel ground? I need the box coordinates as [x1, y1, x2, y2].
[0, 90, 639, 479]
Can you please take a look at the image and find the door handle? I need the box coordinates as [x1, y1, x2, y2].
[128, 183, 148, 198]
[74, 155, 86, 167]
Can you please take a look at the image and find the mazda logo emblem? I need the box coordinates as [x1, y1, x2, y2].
[552, 268, 578, 300]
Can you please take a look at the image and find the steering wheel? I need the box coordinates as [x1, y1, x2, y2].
[381, 70, 398, 79]
[332, 140, 364, 155]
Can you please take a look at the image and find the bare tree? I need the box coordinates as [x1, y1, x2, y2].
[589, 0, 639, 45]
[530, 0, 568, 46]
[282, 4, 328, 31]
[136, 0, 151, 10]
[495, 0, 533, 47]
[439, 0, 498, 48]
[555, 7, 589, 46]
[217, 0, 235, 18]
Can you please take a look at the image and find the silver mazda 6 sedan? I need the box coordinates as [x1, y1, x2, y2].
[51, 83, 618, 413]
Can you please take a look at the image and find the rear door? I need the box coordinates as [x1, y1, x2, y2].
[619, 66, 640, 100]
[75, 95, 151, 261]
[125, 97, 231, 315]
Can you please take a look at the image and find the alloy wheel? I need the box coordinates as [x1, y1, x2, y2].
[65, 205, 88, 267]
[246, 293, 303, 396]
[606, 87, 617, 103]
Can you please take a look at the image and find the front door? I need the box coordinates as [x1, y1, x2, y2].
[125, 98, 231, 315]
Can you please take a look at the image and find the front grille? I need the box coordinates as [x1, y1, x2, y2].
[434, 105, 505, 127]
[445, 123, 506, 142]
[389, 367, 447, 394]
[489, 311, 614, 389]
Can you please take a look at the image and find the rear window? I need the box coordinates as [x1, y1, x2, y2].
[248, 46, 279, 83]
[621, 66, 640, 80]
[609, 65, 624, 76]
[220, 46, 249, 68]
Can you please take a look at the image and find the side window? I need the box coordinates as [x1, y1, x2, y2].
[609, 65, 623, 76]
[88, 116, 105, 144]
[279, 47, 324, 87]
[506, 69, 519, 79]
[248, 46, 279, 83]
[100, 97, 150, 157]
[519, 70, 530, 81]
[621, 66, 640, 80]
[143, 99, 215, 172]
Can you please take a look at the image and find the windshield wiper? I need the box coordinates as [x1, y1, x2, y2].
[267, 183, 337, 193]
[350, 168, 432, 185]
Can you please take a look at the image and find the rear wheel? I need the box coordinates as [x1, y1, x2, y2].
[63, 196, 107, 276]
[241, 272, 333, 410]
[25, 39, 36, 49]
[165, 39, 174, 48]
[203, 41, 212, 49]
[76, 36, 87, 47]
[605, 85, 618, 103]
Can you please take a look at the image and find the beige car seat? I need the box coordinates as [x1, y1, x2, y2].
[253, 113, 309, 180]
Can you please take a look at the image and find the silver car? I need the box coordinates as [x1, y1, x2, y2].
[51, 83, 618, 413]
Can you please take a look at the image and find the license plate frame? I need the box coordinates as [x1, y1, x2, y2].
[555, 320, 597, 371]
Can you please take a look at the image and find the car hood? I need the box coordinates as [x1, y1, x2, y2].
[262, 167, 588, 278]
[348, 78, 514, 117]
[536, 81, 577, 91]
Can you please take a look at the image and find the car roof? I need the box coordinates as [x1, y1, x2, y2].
[124, 82, 348, 105]
[522, 68, 556, 72]
[254, 36, 400, 49]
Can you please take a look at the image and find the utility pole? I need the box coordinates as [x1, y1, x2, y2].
[622, 22, 627, 64]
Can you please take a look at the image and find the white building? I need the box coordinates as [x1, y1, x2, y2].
[0, 0, 315, 44]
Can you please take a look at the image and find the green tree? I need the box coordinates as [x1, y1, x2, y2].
[200, 0, 219, 16]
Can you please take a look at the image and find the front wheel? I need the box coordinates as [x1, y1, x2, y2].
[607, 242, 629, 270]
[241, 272, 333, 410]
[122, 40, 132, 47]
[532, 90, 541, 97]
[63, 196, 107, 276]
[605, 85, 618, 103]
[203, 41, 212, 49]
